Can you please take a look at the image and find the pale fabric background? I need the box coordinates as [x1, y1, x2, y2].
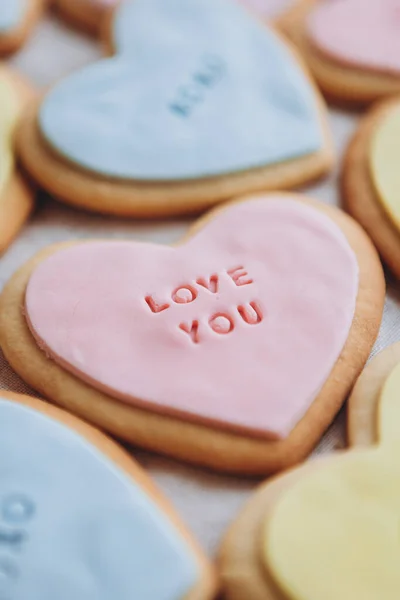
[2, 1, 399, 555]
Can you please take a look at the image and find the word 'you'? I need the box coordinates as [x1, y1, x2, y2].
[145, 266, 263, 344]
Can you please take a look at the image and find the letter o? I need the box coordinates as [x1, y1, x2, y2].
[2, 494, 35, 524]
[209, 313, 234, 335]
[172, 285, 198, 304]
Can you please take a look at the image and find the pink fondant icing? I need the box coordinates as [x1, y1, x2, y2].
[25, 198, 358, 439]
[308, 0, 400, 76]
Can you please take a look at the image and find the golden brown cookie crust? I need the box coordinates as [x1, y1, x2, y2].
[277, 0, 400, 105]
[347, 343, 400, 448]
[0, 391, 217, 600]
[0, 67, 35, 253]
[0, 0, 46, 56]
[16, 26, 334, 217]
[55, 0, 118, 36]
[342, 96, 400, 278]
[0, 194, 385, 475]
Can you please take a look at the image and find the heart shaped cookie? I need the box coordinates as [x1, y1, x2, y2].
[0, 194, 385, 474]
[0, 68, 35, 253]
[309, 0, 400, 76]
[55, 0, 118, 35]
[0, 0, 46, 55]
[277, 0, 400, 104]
[343, 95, 400, 279]
[220, 343, 400, 600]
[0, 391, 215, 600]
[17, 0, 332, 217]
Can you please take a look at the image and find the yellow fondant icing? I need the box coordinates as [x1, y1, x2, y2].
[265, 361, 400, 600]
[0, 75, 19, 192]
[370, 105, 400, 229]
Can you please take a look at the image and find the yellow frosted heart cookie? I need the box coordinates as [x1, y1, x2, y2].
[0, 67, 35, 252]
[343, 95, 400, 279]
[220, 343, 400, 600]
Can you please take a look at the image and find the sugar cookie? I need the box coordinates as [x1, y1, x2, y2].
[278, 0, 400, 105]
[342, 95, 400, 278]
[17, 0, 333, 218]
[0, 67, 35, 253]
[0, 0, 46, 55]
[55, 0, 118, 35]
[0, 193, 385, 474]
[0, 390, 216, 600]
[220, 344, 400, 600]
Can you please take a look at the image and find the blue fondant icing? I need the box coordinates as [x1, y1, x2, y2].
[0, 399, 198, 600]
[0, 0, 25, 32]
[39, 0, 323, 181]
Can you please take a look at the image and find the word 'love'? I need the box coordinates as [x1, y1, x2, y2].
[0, 494, 35, 596]
[145, 266, 263, 344]
[169, 54, 226, 118]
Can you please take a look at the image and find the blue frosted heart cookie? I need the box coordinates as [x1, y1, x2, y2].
[0, 391, 216, 600]
[17, 0, 333, 217]
[0, 0, 47, 55]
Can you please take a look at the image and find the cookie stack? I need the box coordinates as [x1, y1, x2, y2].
[0, 1, 397, 599]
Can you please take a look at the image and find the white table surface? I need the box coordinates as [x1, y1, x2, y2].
[2, 1, 399, 557]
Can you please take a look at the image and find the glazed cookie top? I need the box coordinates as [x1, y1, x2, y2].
[25, 197, 358, 440]
[265, 358, 400, 600]
[307, 0, 400, 76]
[39, 0, 325, 182]
[0, 397, 198, 600]
[369, 103, 400, 230]
[0, 0, 26, 32]
[0, 75, 19, 191]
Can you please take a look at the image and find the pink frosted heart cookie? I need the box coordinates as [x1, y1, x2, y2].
[278, 0, 400, 104]
[0, 194, 385, 474]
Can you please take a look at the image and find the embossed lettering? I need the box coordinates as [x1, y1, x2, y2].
[228, 266, 253, 287]
[170, 54, 226, 118]
[2, 495, 35, 524]
[209, 314, 235, 335]
[146, 265, 262, 343]
[196, 274, 219, 294]
[179, 321, 199, 344]
[238, 302, 263, 325]
[0, 494, 35, 593]
[0, 530, 26, 552]
[145, 296, 170, 314]
[172, 286, 198, 304]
